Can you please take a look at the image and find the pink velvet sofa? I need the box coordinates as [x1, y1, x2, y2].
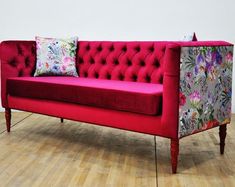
[0, 40, 233, 173]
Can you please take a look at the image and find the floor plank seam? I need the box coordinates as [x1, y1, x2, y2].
[154, 136, 158, 187]
[0, 113, 33, 135]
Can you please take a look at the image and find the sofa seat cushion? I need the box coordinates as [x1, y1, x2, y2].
[7, 77, 163, 115]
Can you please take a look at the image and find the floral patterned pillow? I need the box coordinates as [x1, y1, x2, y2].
[34, 36, 78, 77]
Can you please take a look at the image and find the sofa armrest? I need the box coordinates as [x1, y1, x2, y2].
[162, 42, 233, 138]
[161, 44, 181, 139]
[178, 43, 233, 138]
[162, 42, 234, 139]
[0, 41, 36, 108]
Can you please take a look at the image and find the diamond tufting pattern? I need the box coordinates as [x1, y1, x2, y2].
[77, 41, 166, 84]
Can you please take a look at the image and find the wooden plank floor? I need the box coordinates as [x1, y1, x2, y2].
[0, 111, 31, 133]
[156, 115, 235, 187]
[0, 113, 234, 187]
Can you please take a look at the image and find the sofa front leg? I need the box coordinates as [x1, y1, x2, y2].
[5, 108, 11, 132]
[60, 118, 64, 123]
[219, 124, 227, 154]
[171, 138, 179, 173]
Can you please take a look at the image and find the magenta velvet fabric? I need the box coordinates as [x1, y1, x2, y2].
[76, 41, 168, 83]
[7, 77, 163, 115]
[0, 40, 233, 138]
[8, 95, 168, 137]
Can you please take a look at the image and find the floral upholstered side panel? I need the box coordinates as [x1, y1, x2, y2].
[179, 46, 233, 138]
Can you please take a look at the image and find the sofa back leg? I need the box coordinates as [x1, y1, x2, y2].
[5, 108, 11, 132]
[171, 138, 179, 173]
[219, 124, 227, 154]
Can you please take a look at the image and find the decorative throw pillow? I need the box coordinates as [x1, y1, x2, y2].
[34, 36, 78, 77]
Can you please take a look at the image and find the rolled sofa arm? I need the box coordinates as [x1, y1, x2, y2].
[0, 41, 36, 108]
[162, 42, 234, 139]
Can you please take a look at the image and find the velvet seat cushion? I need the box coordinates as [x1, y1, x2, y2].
[7, 77, 163, 115]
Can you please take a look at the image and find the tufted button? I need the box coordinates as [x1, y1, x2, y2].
[122, 46, 127, 52]
[146, 75, 151, 82]
[25, 57, 30, 67]
[90, 58, 95, 64]
[101, 59, 106, 65]
[84, 72, 88, 77]
[79, 58, 84, 64]
[9, 59, 17, 67]
[119, 74, 124, 80]
[109, 46, 114, 51]
[86, 45, 90, 51]
[132, 74, 137, 82]
[127, 60, 132, 66]
[18, 69, 23, 77]
[149, 46, 154, 52]
[97, 46, 102, 51]
[135, 46, 140, 52]
[107, 73, 111, 80]
[114, 59, 119, 65]
[154, 60, 160, 67]
[95, 72, 99, 78]
[140, 60, 145, 67]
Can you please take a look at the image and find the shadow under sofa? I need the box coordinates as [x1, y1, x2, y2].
[0, 40, 233, 173]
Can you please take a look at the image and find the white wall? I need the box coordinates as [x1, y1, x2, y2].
[0, 0, 235, 111]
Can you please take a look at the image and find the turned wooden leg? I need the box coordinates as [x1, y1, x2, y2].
[219, 124, 227, 155]
[171, 138, 179, 173]
[60, 118, 64, 123]
[5, 108, 11, 132]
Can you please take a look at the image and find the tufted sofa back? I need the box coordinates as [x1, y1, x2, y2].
[0, 41, 168, 82]
[0, 40, 169, 107]
[77, 41, 167, 83]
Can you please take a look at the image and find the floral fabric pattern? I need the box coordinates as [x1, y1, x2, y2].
[179, 46, 233, 138]
[34, 36, 78, 77]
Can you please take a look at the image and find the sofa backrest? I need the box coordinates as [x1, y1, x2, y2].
[77, 41, 169, 84]
[0, 41, 169, 83]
